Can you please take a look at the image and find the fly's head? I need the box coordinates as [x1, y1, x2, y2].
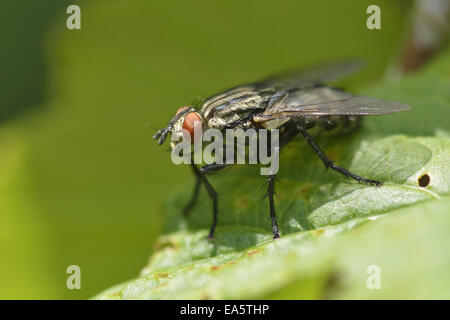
[153, 106, 203, 150]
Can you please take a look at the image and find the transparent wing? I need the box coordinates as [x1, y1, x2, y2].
[252, 60, 365, 90]
[201, 60, 365, 108]
[296, 96, 411, 115]
[253, 92, 411, 122]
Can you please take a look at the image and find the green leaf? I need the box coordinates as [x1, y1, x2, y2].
[94, 50, 450, 300]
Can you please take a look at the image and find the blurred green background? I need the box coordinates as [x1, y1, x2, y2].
[0, 0, 412, 299]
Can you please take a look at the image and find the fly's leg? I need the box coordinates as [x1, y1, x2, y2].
[199, 163, 229, 240]
[265, 175, 281, 239]
[182, 164, 202, 217]
[296, 125, 382, 186]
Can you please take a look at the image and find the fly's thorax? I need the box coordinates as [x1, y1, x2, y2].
[205, 112, 253, 129]
[200, 86, 270, 118]
[200, 87, 273, 129]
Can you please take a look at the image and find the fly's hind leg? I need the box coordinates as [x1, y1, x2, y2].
[265, 175, 281, 239]
[296, 124, 382, 186]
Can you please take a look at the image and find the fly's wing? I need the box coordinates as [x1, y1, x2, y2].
[252, 60, 365, 90]
[200, 60, 365, 118]
[253, 86, 411, 123]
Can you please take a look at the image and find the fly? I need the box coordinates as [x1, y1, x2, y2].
[153, 61, 410, 240]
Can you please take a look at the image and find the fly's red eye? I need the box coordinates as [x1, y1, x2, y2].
[183, 112, 202, 142]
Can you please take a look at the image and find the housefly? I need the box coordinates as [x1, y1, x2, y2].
[153, 61, 410, 240]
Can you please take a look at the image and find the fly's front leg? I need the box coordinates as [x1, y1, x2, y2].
[182, 164, 202, 217]
[296, 124, 382, 186]
[265, 175, 281, 239]
[199, 163, 229, 240]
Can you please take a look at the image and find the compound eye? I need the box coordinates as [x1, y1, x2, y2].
[182, 112, 202, 142]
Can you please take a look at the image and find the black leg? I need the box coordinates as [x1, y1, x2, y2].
[199, 163, 229, 239]
[296, 124, 382, 186]
[182, 164, 202, 217]
[200, 163, 229, 174]
[265, 175, 281, 239]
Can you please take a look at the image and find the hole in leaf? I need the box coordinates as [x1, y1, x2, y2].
[418, 174, 430, 188]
